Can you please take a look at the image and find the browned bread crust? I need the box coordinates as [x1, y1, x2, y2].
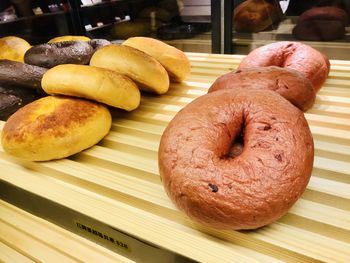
[238, 41, 330, 92]
[209, 66, 315, 111]
[159, 89, 314, 230]
[1, 96, 111, 161]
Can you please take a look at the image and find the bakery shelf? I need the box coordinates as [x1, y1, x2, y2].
[1, 53, 350, 262]
[80, 0, 127, 9]
[0, 200, 134, 263]
[0, 11, 69, 25]
[86, 22, 113, 31]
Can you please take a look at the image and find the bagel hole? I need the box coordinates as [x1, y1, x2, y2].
[220, 128, 245, 160]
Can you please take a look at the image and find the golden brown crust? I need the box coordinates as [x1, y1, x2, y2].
[90, 44, 169, 94]
[1, 96, 111, 161]
[159, 89, 314, 230]
[0, 36, 31, 62]
[4, 97, 98, 141]
[209, 66, 316, 111]
[122, 37, 191, 82]
[41, 64, 140, 111]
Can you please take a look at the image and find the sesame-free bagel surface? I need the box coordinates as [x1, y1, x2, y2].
[208, 66, 315, 111]
[42, 64, 140, 111]
[1, 96, 111, 161]
[122, 37, 191, 82]
[90, 44, 169, 94]
[159, 89, 314, 230]
[24, 41, 94, 68]
[238, 41, 330, 92]
[0, 59, 47, 90]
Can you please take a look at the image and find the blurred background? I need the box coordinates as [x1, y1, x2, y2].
[0, 0, 349, 58]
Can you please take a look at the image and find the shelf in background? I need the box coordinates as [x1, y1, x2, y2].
[86, 23, 113, 32]
[80, 0, 125, 9]
[0, 11, 69, 25]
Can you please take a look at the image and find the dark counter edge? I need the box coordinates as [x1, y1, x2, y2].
[0, 179, 196, 263]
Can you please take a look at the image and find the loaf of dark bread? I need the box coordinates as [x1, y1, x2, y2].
[233, 0, 283, 33]
[293, 19, 345, 41]
[298, 6, 348, 26]
[293, 6, 348, 41]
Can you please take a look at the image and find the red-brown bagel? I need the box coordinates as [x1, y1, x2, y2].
[298, 6, 349, 26]
[238, 41, 330, 92]
[159, 89, 314, 230]
[208, 66, 315, 111]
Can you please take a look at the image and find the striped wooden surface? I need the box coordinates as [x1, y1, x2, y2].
[1, 53, 350, 262]
[0, 200, 135, 263]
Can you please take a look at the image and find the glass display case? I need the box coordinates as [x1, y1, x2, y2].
[228, 0, 350, 59]
[0, 1, 349, 55]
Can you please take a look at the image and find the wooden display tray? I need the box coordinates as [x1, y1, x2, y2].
[1, 53, 350, 262]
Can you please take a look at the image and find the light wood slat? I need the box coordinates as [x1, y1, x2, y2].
[305, 113, 350, 130]
[0, 201, 135, 263]
[245, 222, 350, 263]
[81, 145, 158, 175]
[1, 153, 350, 262]
[1, 151, 348, 234]
[318, 89, 350, 98]
[0, 220, 79, 263]
[308, 176, 350, 201]
[0, 163, 285, 263]
[316, 95, 350, 106]
[0, 242, 35, 263]
[0, 152, 350, 262]
[1, 152, 349, 253]
[2, 161, 348, 263]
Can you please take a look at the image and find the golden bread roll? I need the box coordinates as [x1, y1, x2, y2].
[42, 64, 140, 111]
[1, 96, 111, 161]
[122, 37, 191, 82]
[0, 36, 31, 62]
[48, 35, 90, 43]
[90, 44, 169, 94]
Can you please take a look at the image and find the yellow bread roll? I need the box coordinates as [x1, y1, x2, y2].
[0, 36, 31, 62]
[90, 44, 169, 94]
[1, 96, 111, 161]
[122, 37, 190, 82]
[48, 35, 90, 43]
[42, 64, 140, 111]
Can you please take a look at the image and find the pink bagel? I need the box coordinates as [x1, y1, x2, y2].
[238, 41, 330, 92]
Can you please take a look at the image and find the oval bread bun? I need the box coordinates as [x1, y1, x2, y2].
[122, 37, 191, 82]
[42, 64, 140, 111]
[1, 96, 111, 161]
[48, 36, 90, 43]
[90, 44, 169, 94]
[0, 36, 31, 62]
